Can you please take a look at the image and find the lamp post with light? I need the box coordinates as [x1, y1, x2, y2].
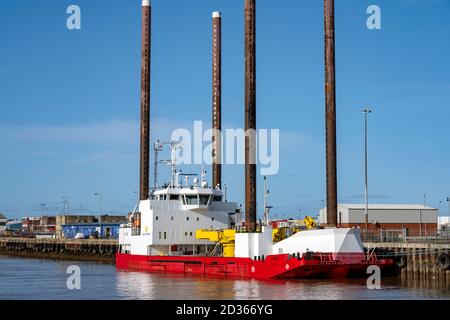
[362, 108, 372, 232]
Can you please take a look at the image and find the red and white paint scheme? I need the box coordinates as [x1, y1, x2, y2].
[117, 152, 393, 279]
[117, 225, 393, 279]
[117, 1, 394, 279]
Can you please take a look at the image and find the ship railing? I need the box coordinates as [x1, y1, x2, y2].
[300, 252, 373, 264]
[235, 226, 263, 234]
[360, 228, 450, 244]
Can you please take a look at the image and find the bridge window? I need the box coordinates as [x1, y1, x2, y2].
[185, 195, 199, 205]
[164, 232, 167, 240]
[159, 232, 161, 239]
[170, 195, 179, 200]
[212, 196, 223, 202]
[199, 195, 210, 205]
[186, 217, 189, 221]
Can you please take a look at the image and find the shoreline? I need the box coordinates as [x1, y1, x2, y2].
[0, 250, 116, 264]
[0, 238, 118, 264]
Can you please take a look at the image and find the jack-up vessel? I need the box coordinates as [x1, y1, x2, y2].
[116, 1, 394, 279]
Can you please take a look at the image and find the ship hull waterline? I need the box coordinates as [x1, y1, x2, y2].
[116, 253, 395, 279]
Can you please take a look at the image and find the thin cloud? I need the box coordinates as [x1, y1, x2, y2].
[0, 118, 194, 165]
[398, 0, 447, 6]
[344, 194, 391, 200]
[0, 118, 193, 146]
[0, 120, 138, 145]
[69, 150, 136, 164]
[280, 131, 310, 147]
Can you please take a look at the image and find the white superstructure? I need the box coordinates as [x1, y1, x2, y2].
[119, 143, 239, 256]
[272, 228, 364, 256]
[119, 188, 238, 256]
[119, 142, 366, 259]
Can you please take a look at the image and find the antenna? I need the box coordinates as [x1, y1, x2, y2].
[153, 140, 163, 190]
[167, 141, 183, 187]
[263, 176, 272, 225]
[201, 166, 208, 189]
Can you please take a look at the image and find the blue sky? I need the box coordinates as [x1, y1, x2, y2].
[1, 0, 449, 219]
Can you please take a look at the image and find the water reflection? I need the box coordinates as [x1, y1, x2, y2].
[114, 270, 450, 300]
[1, 256, 448, 300]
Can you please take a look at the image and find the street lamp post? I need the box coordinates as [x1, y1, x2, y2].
[321, 200, 325, 224]
[40, 203, 46, 217]
[62, 196, 69, 215]
[419, 209, 423, 237]
[94, 193, 103, 215]
[362, 108, 372, 233]
[447, 197, 450, 217]
[94, 193, 104, 239]
[422, 194, 426, 238]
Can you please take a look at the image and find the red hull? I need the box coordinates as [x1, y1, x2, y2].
[116, 252, 394, 279]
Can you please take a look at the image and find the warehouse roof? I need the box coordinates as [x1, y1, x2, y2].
[338, 204, 436, 210]
[62, 222, 125, 227]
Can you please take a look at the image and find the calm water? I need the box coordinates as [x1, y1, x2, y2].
[0, 255, 448, 300]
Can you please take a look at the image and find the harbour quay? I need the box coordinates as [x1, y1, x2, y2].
[365, 241, 450, 287]
[0, 237, 118, 263]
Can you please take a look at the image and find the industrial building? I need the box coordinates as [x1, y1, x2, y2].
[439, 216, 450, 227]
[320, 204, 438, 235]
[56, 214, 127, 239]
[6, 219, 22, 233]
[56, 215, 97, 238]
[0, 213, 6, 235]
[62, 222, 123, 239]
[21, 216, 56, 236]
[438, 216, 450, 237]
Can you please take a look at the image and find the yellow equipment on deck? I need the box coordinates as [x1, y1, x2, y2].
[272, 216, 318, 243]
[195, 229, 236, 257]
[304, 216, 317, 230]
[272, 225, 290, 243]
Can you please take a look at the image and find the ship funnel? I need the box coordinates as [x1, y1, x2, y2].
[212, 11, 222, 189]
[139, 0, 152, 200]
[244, 0, 257, 232]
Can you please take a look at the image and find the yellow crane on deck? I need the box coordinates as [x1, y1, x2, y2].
[195, 229, 236, 258]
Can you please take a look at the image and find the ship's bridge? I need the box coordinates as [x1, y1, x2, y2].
[153, 187, 224, 212]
